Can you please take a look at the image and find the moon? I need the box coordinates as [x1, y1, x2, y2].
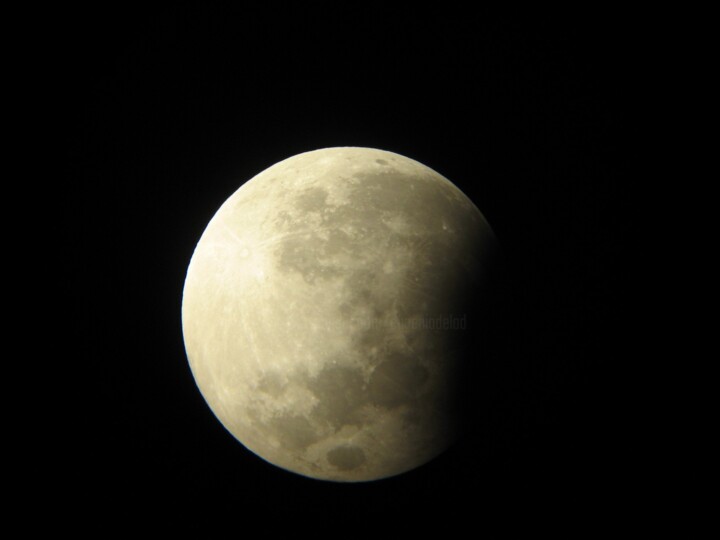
[182, 147, 496, 481]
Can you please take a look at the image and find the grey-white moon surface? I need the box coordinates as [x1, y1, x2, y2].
[182, 147, 496, 481]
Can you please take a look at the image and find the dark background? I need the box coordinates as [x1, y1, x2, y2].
[65, 5, 635, 531]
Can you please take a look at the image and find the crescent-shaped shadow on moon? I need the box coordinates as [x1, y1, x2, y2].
[182, 147, 498, 482]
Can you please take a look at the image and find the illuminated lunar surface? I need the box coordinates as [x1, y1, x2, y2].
[182, 147, 496, 481]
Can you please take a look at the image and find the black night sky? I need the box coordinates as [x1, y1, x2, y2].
[66, 5, 635, 531]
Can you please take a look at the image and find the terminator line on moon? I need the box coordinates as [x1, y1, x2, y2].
[182, 147, 496, 481]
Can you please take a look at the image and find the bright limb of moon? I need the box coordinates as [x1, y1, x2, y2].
[182, 147, 496, 481]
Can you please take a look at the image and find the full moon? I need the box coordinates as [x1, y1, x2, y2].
[182, 147, 496, 481]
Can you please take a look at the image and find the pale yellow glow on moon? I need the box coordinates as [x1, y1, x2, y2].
[182, 147, 496, 481]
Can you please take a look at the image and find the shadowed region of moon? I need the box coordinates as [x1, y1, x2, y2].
[182, 147, 497, 481]
[368, 353, 429, 409]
